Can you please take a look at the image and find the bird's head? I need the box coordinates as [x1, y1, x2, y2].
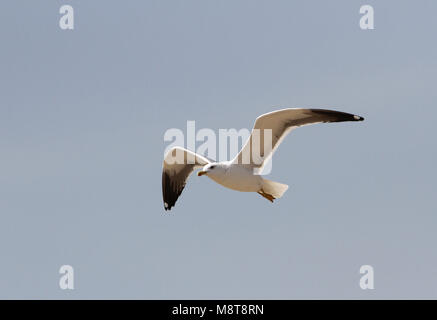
[197, 163, 224, 177]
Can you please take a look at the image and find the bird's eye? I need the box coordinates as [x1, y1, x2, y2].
[210, 165, 216, 169]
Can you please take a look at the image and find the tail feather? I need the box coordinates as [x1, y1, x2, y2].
[261, 179, 289, 199]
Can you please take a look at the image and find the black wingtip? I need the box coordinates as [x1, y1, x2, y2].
[309, 109, 364, 123]
[162, 170, 182, 211]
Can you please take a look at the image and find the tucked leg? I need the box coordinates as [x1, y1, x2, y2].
[257, 190, 275, 203]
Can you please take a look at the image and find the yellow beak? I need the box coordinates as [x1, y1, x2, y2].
[197, 171, 207, 176]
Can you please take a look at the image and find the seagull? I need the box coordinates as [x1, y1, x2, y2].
[162, 108, 364, 210]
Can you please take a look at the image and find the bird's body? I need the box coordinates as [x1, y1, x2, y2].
[202, 162, 262, 192]
[162, 108, 364, 211]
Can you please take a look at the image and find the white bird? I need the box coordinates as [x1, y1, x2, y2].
[162, 108, 364, 211]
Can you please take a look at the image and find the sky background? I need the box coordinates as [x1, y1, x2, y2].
[1, 0, 436, 299]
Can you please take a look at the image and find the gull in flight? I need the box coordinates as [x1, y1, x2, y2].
[162, 108, 364, 210]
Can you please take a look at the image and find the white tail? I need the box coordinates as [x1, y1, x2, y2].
[261, 179, 289, 199]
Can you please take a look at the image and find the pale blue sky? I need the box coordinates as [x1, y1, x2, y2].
[1, 0, 436, 298]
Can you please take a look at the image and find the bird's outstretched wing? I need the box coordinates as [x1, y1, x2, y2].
[162, 147, 211, 211]
[232, 108, 364, 170]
